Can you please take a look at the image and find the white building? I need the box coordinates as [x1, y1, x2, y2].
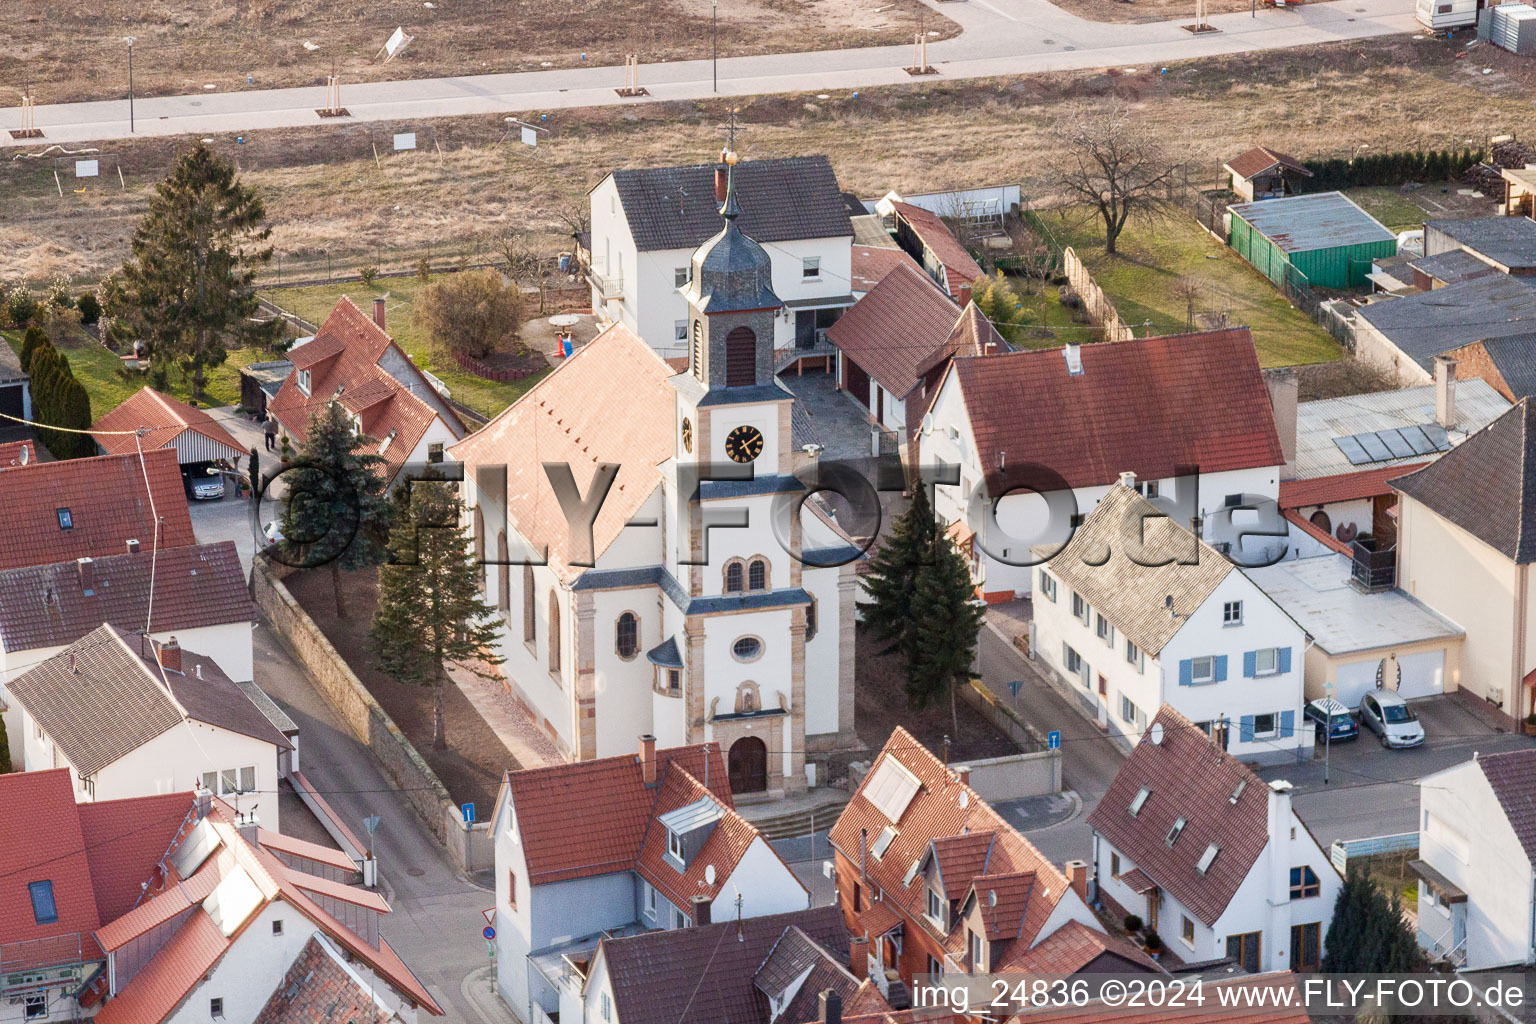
[585, 155, 854, 360]
[918, 329, 1286, 601]
[7, 625, 291, 830]
[1089, 706, 1342, 973]
[453, 165, 859, 795]
[1413, 749, 1536, 970]
[1033, 482, 1310, 763]
[490, 738, 808, 1024]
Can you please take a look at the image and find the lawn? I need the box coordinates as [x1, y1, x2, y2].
[259, 279, 548, 421]
[1029, 209, 1344, 368]
[1344, 188, 1432, 234]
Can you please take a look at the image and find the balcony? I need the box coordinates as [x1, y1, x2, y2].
[586, 267, 624, 302]
[774, 338, 838, 374]
[1349, 537, 1395, 593]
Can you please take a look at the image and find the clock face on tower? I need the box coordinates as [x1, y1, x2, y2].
[681, 417, 693, 453]
[724, 424, 764, 464]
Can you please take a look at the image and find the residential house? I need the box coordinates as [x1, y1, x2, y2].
[1034, 483, 1309, 761]
[0, 340, 31, 425]
[827, 728, 1159, 1001]
[1446, 332, 1536, 401]
[1228, 191, 1396, 290]
[1392, 398, 1536, 722]
[267, 297, 466, 487]
[1222, 146, 1313, 202]
[0, 540, 256, 752]
[0, 447, 196, 570]
[452, 171, 860, 786]
[585, 154, 854, 359]
[490, 737, 809, 1023]
[7, 624, 291, 827]
[826, 262, 1003, 443]
[1278, 356, 1509, 557]
[0, 439, 34, 467]
[1090, 706, 1341, 973]
[90, 388, 246, 500]
[850, 244, 922, 298]
[0, 769, 439, 1023]
[1424, 216, 1536, 276]
[918, 329, 1285, 600]
[882, 200, 984, 304]
[1353, 274, 1536, 385]
[1413, 748, 1536, 969]
[1011, 973, 1313, 1023]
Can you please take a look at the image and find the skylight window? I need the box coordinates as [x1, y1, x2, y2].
[1129, 788, 1150, 817]
[1197, 844, 1220, 875]
[1166, 818, 1186, 847]
[903, 859, 921, 887]
[1229, 780, 1247, 804]
[27, 881, 57, 925]
[871, 824, 898, 860]
[864, 758, 921, 824]
[56, 508, 73, 530]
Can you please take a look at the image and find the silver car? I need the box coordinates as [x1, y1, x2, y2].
[1358, 690, 1425, 748]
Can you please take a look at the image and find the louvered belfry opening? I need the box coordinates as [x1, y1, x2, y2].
[724, 327, 757, 386]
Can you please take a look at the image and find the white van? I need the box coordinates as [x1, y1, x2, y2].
[1416, 0, 1477, 30]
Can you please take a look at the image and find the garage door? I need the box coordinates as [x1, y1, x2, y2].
[0, 383, 23, 420]
[1334, 662, 1379, 707]
[845, 360, 870, 407]
[1397, 650, 1445, 699]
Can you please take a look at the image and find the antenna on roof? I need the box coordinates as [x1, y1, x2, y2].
[1150, 723, 1164, 745]
[735, 893, 745, 942]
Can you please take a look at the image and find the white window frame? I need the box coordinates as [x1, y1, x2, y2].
[1064, 645, 1082, 675]
[675, 267, 690, 288]
[1223, 600, 1243, 625]
[1096, 613, 1114, 646]
[644, 881, 658, 919]
[296, 369, 311, 396]
[674, 319, 689, 342]
[1190, 656, 1216, 685]
[927, 886, 944, 925]
[1072, 593, 1090, 625]
[1254, 647, 1279, 676]
[802, 256, 821, 279]
[667, 829, 684, 863]
[1125, 638, 1143, 671]
[1253, 712, 1278, 738]
[1120, 694, 1139, 725]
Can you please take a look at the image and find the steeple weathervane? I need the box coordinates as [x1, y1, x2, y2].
[718, 108, 742, 219]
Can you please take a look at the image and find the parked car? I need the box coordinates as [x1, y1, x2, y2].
[1359, 690, 1425, 748]
[263, 521, 284, 545]
[182, 461, 225, 501]
[1304, 697, 1358, 743]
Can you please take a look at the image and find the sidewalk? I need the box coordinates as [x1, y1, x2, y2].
[447, 660, 563, 771]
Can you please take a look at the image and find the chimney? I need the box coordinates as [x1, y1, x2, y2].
[715, 157, 729, 203]
[1266, 780, 1293, 909]
[1064, 859, 1089, 902]
[951, 765, 971, 787]
[1263, 367, 1299, 480]
[849, 936, 869, 980]
[956, 282, 972, 307]
[818, 990, 843, 1024]
[373, 297, 387, 331]
[1190, 514, 1204, 538]
[76, 556, 95, 595]
[640, 734, 657, 786]
[691, 894, 712, 926]
[195, 663, 203, 680]
[126, 538, 141, 554]
[1118, 470, 1136, 489]
[1435, 355, 1458, 429]
[195, 784, 213, 821]
[236, 809, 260, 849]
[157, 636, 182, 674]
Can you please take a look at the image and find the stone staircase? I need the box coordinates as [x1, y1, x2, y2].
[737, 791, 851, 841]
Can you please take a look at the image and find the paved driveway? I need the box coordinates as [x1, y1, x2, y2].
[1257, 695, 1534, 849]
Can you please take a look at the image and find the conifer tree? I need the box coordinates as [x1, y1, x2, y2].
[18, 326, 45, 373]
[0, 713, 12, 774]
[1322, 869, 1427, 974]
[857, 482, 938, 652]
[103, 143, 281, 400]
[904, 533, 984, 737]
[278, 402, 392, 617]
[370, 476, 503, 750]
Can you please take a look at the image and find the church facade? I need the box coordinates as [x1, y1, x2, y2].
[450, 159, 859, 798]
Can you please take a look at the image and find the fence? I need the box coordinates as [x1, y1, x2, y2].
[1061, 247, 1135, 342]
[452, 350, 544, 382]
[1193, 189, 1231, 240]
[1330, 831, 1418, 874]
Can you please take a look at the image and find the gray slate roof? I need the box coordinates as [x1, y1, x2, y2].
[1392, 399, 1536, 563]
[1479, 749, 1536, 863]
[609, 156, 852, 252]
[1228, 191, 1395, 252]
[1427, 217, 1536, 270]
[1356, 274, 1536, 371]
[0, 341, 27, 384]
[1462, 332, 1536, 400]
[1407, 248, 1500, 286]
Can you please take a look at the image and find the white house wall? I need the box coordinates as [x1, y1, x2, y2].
[99, 721, 282, 830]
[719, 838, 811, 918]
[589, 585, 664, 759]
[801, 564, 844, 739]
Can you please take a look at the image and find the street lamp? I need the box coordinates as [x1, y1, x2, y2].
[124, 37, 137, 133]
[712, 1, 718, 93]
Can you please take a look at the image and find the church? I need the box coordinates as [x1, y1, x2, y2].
[450, 152, 859, 799]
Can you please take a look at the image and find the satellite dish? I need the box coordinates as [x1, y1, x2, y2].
[705, 864, 716, 885]
[921, 412, 934, 435]
[1150, 723, 1165, 745]
[959, 791, 969, 808]
[987, 890, 997, 907]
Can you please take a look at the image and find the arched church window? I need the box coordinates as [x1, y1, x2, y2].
[748, 558, 768, 591]
[725, 562, 744, 593]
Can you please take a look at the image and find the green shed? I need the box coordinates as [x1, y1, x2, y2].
[1228, 191, 1397, 290]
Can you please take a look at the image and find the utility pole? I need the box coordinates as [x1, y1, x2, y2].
[124, 37, 137, 133]
[713, 1, 719, 93]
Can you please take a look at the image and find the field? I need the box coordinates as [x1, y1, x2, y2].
[2, 0, 954, 106]
[260, 279, 549, 419]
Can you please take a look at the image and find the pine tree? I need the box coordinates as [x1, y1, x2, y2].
[904, 533, 984, 738]
[278, 401, 393, 617]
[18, 326, 45, 373]
[973, 273, 1028, 344]
[0, 712, 12, 773]
[370, 476, 504, 750]
[1322, 870, 1428, 974]
[857, 482, 938, 653]
[102, 143, 281, 400]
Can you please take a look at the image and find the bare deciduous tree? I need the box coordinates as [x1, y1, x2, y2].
[414, 269, 523, 359]
[499, 230, 547, 314]
[1053, 103, 1183, 256]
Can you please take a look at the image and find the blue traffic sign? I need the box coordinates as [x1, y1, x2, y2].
[484, 925, 496, 941]
[1048, 730, 1062, 750]
[462, 802, 476, 824]
[1008, 680, 1023, 700]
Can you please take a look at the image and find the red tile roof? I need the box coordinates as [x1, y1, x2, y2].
[0, 448, 196, 570]
[1004, 918, 1159, 974]
[449, 321, 676, 582]
[91, 387, 244, 461]
[267, 297, 463, 481]
[852, 244, 924, 293]
[0, 439, 36, 467]
[254, 936, 393, 1024]
[828, 262, 961, 400]
[634, 763, 770, 914]
[1013, 972, 1311, 1022]
[93, 903, 231, 1023]
[1281, 509, 1352, 555]
[502, 741, 734, 886]
[77, 793, 201, 923]
[829, 728, 1119, 975]
[1086, 706, 1273, 927]
[1224, 146, 1313, 182]
[944, 330, 1283, 495]
[891, 202, 984, 300]
[1279, 463, 1428, 509]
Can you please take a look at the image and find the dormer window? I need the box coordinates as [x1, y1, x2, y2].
[296, 369, 311, 396]
[926, 886, 944, 925]
[659, 795, 723, 872]
[667, 829, 684, 863]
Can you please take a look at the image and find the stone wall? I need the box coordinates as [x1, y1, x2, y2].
[252, 555, 478, 864]
[957, 749, 1064, 803]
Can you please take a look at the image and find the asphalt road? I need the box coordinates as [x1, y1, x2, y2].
[0, 0, 1417, 147]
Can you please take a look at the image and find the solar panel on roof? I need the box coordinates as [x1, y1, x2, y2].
[864, 757, 921, 824]
[1423, 423, 1451, 451]
[1357, 432, 1395, 462]
[1334, 435, 1373, 465]
[1398, 425, 1437, 456]
[1381, 429, 1417, 459]
[1334, 423, 1457, 466]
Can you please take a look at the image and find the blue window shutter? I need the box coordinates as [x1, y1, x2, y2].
[1278, 647, 1292, 674]
[1280, 710, 1295, 738]
[1214, 655, 1228, 682]
[1179, 659, 1193, 687]
[1240, 715, 1255, 742]
[1243, 651, 1256, 678]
